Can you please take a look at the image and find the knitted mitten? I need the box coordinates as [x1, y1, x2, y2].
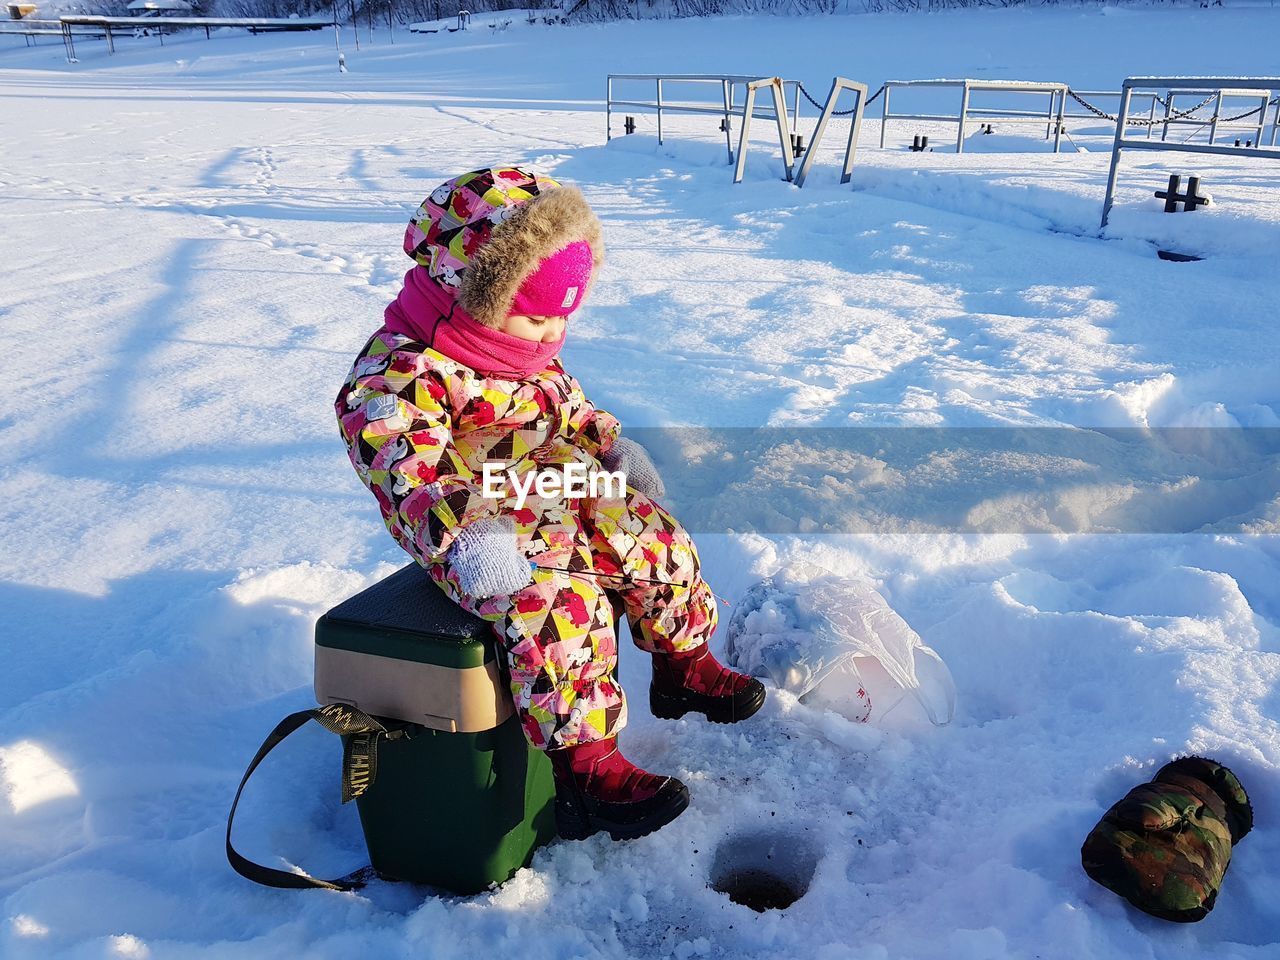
[601, 437, 665, 499]
[448, 516, 533, 598]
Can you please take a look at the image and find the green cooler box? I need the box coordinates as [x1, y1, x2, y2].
[314, 563, 556, 894]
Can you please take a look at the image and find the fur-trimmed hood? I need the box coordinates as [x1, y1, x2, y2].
[402, 166, 604, 328]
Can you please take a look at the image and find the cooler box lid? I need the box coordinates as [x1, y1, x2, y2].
[314, 563, 511, 733]
[315, 562, 493, 669]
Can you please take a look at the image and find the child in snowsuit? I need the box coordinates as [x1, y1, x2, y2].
[336, 166, 765, 841]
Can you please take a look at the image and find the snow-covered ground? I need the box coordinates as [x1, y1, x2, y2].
[2, 8, 1279, 959]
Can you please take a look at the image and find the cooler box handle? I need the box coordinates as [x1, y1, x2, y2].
[226, 703, 405, 891]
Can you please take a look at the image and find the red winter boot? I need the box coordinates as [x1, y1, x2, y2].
[650, 644, 766, 724]
[549, 738, 689, 841]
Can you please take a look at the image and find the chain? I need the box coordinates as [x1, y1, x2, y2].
[1065, 89, 1277, 128]
[1066, 89, 1218, 126]
[796, 81, 886, 117]
[1066, 89, 1119, 120]
[792, 84, 1268, 128]
[1218, 100, 1278, 123]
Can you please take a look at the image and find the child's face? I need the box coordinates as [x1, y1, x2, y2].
[502, 313, 567, 344]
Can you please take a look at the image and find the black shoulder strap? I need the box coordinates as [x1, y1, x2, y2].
[226, 704, 405, 891]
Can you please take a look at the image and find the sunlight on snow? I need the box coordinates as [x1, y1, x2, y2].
[0, 740, 80, 815]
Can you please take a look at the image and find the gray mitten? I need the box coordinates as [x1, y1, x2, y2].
[601, 436, 666, 499]
[448, 516, 533, 598]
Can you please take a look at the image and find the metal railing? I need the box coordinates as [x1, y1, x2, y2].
[606, 73, 805, 165]
[878, 79, 1069, 153]
[794, 76, 870, 189]
[1099, 76, 1280, 228]
[58, 14, 333, 59]
[1156, 87, 1270, 146]
[732, 77, 798, 183]
[606, 73, 873, 187]
[408, 10, 471, 33]
[1063, 89, 1162, 139]
[0, 17, 105, 48]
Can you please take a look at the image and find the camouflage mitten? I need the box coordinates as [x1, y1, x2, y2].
[1081, 756, 1253, 922]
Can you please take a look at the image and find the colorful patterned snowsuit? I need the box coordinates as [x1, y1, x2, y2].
[336, 330, 716, 749]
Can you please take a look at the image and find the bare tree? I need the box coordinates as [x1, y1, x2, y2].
[55, 0, 1144, 27]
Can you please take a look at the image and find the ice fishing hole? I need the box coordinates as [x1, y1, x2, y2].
[709, 830, 819, 912]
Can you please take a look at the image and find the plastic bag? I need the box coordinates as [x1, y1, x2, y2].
[725, 562, 956, 726]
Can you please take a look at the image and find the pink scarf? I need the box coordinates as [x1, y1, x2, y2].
[383, 266, 565, 380]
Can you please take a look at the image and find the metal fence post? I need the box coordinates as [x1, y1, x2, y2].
[1052, 87, 1064, 152]
[796, 77, 835, 188]
[656, 78, 663, 145]
[722, 78, 734, 164]
[1208, 90, 1224, 144]
[733, 77, 795, 184]
[880, 83, 890, 148]
[1147, 92, 1157, 140]
[1100, 84, 1134, 229]
[795, 77, 868, 188]
[1161, 92, 1173, 142]
[956, 82, 971, 153]
[606, 76, 612, 142]
[769, 78, 796, 182]
[843, 87, 866, 182]
[733, 84, 758, 184]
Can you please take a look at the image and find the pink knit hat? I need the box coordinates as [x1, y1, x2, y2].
[509, 240, 595, 318]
